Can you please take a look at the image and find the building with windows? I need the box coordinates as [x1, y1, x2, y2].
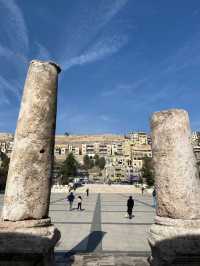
[2, 130, 200, 182]
[126, 132, 148, 145]
[192, 131, 200, 146]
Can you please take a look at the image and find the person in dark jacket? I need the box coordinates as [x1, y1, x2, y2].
[67, 192, 75, 211]
[127, 196, 134, 219]
[152, 189, 156, 208]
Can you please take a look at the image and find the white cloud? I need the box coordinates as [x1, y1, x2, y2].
[0, 75, 21, 105]
[60, 0, 129, 70]
[0, 0, 28, 106]
[0, 0, 28, 54]
[63, 34, 128, 70]
[99, 0, 129, 28]
[0, 44, 27, 64]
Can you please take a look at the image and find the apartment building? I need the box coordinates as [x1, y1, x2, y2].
[111, 142, 123, 155]
[104, 154, 139, 181]
[127, 132, 148, 145]
[192, 131, 200, 146]
[82, 143, 97, 158]
[105, 155, 125, 180]
[0, 140, 14, 156]
[2, 131, 199, 182]
[98, 143, 112, 157]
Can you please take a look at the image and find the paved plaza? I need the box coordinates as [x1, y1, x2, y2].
[0, 190, 155, 265]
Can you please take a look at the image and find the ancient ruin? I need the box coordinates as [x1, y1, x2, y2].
[148, 109, 200, 265]
[0, 60, 61, 265]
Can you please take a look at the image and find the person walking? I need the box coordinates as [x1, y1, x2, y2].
[152, 188, 156, 208]
[67, 192, 75, 211]
[141, 186, 145, 195]
[127, 196, 134, 219]
[77, 196, 82, 210]
[86, 188, 89, 197]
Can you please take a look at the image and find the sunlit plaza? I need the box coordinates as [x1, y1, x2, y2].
[0, 186, 155, 265]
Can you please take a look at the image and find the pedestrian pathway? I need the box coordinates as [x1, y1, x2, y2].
[0, 192, 155, 265]
[48, 192, 155, 265]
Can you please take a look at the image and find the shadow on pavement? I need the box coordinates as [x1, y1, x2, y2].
[55, 231, 106, 265]
[68, 230, 106, 254]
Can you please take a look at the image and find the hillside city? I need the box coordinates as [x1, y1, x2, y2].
[1, 131, 200, 186]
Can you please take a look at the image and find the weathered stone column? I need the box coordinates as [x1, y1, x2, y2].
[148, 109, 200, 265]
[0, 60, 61, 266]
[2, 60, 60, 221]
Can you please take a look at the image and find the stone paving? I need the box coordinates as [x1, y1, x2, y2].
[52, 184, 153, 195]
[0, 191, 155, 265]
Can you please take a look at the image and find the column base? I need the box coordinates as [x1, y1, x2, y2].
[148, 216, 200, 266]
[0, 219, 60, 266]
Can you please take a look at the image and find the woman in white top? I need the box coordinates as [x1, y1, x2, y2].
[77, 196, 82, 210]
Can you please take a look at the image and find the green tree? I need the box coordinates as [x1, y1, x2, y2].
[90, 159, 94, 169]
[0, 152, 10, 190]
[98, 157, 106, 170]
[83, 155, 94, 169]
[141, 156, 154, 187]
[60, 153, 78, 184]
[94, 154, 99, 166]
[83, 155, 90, 169]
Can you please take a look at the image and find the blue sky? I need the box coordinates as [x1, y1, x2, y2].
[0, 0, 200, 134]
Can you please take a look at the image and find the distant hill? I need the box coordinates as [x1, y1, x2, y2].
[55, 134, 125, 144]
[0, 133, 125, 144]
[0, 133, 14, 141]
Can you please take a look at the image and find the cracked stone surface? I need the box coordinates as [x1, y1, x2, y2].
[2, 60, 61, 221]
[56, 253, 149, 266]
[149, 109, 200, 265]
[151, 109, 200, 219]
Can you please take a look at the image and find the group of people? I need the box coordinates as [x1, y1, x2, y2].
[67, 188, 89, 211]
[66, 186, 156, 217]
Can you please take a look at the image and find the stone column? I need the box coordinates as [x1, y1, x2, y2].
[0, 60, 61, 266]
[2, 60, 61, 221]
[148, 109, 200, 265]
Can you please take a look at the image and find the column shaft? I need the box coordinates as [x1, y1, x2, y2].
[2, 60, 61, 221]
[151, 109, 200, 219]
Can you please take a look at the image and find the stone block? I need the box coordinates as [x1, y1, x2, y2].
[148, 216, 200, 265]
[0, 219, 60, 266]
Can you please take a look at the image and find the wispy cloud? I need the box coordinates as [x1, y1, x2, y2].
[160, 33, 200, 75]
[60, 0, 129, 70]
[0, 44, 27, 64]
[0, 0, 28, 54]
[0, 0, 28, 106]
[99, 31, 200, 116]
[63, 34, 128, 70]
[0, 75, 21, 104]
[98, 0, 129, 28]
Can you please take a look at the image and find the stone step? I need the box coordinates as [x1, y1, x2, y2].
[55, 252, 149, 266]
